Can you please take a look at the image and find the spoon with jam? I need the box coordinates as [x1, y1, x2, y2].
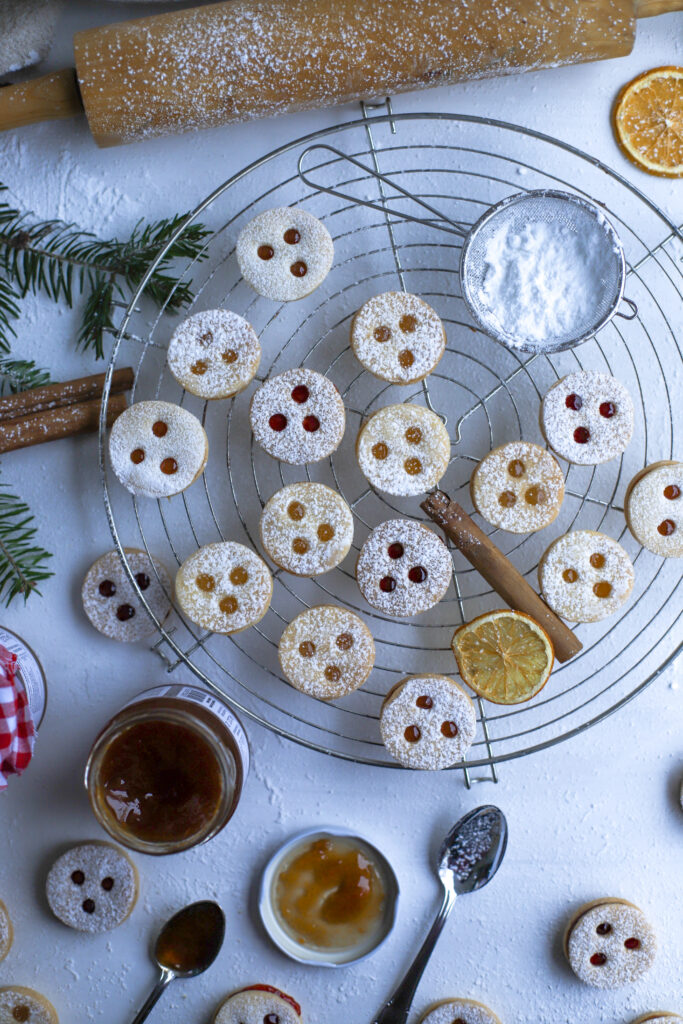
[371, 805, 507, 1024]
[131, 900, 225, 1023]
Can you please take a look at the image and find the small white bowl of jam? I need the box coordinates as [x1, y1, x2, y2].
[259, 826, 399, 967]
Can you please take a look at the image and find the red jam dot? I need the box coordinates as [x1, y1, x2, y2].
[596, 922, 612, 935]
[116, 604, 136, 621]
[566, 393, 583, 411]
[590, 952, 607, 966]
[408, 565, 428, 583]
[573, 426, 590, 444]
[82, 899, 96, 914]
[416, 695, 433, 709]
[160, 457, 178, 475]
[291, 384, 309, 404]
[283, 228, 300, 244]
[101, 877, 114, 891]
[387, 542, 404, 559]
[12, 1008, 30, 1023]
[599, 401, 617, 418]
[71, 870, 85, 885]
[658, 518, 676, 536]
[257, 245, 274, 260]
[290, 261, 307, 277]
[135, 572, 150, 591]
[404, 725, 421, 743]
[624, 937, 640, 950]
[664, 484, 681, 500]
[379, 575, 396, 593]
[99, 579, 116, 597]
[302, 415, 320, 432]
[441, 720, 459, 738]
[269, 413, 287, 431]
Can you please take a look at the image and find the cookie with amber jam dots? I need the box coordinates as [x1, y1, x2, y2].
[564, 897, 656, 989]
[357, 519, 452, 616]
[351, 292, 446, 385]
[0, 989, 58, 1024]
[279, 605, 375, 700]
[45, 841, 138, 934]
[539, 530, 634, 623]
[214, 985, 302, 1024]
[356, 404, 451, 497]
[418, 998, 502, 1024]
[260, 483, 353, 576]
[237, 206, 333, 302]
[176, 541, 272, 634]
[250, 368, 345, 465]
[471, 441, 564, 533]
[625, 460, 683, 557]
[81, 548, 172, 642]
[168, 309, 261, 400]
[541, 371, 634, 465]
[109, 400, 208, 498]
[0, 900, 12, 964]
[380, 675, 476, 770]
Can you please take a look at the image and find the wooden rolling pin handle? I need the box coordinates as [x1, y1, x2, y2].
[0, 69, 82, 133]
[635, 0, 683, 15]
[422, 491, 582, 664]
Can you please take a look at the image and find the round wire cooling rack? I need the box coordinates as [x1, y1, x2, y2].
[99, 108, 683, 778]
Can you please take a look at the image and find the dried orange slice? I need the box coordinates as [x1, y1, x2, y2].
[612, 66, 683, 178]
[452, 609, 554, 705]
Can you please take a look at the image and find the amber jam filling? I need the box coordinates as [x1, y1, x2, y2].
[273, 836, 387, 954]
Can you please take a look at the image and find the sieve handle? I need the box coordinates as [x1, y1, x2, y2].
[298, 143, 470, 238]
[615, 296, 638, 320]
[421, 491, 583, 664]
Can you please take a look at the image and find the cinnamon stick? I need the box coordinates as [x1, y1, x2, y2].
[0, 393, 127, 454]
[0, 367, 134, 422]
[422, 490, 582, 663]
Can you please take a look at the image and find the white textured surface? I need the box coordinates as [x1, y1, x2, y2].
[0, 4, 681, 1023]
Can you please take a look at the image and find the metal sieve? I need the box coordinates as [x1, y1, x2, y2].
[298, 148, 637, 353]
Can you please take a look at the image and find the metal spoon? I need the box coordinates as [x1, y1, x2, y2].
[131, 900, 225, 1024]
[372, 805, 508, 1024]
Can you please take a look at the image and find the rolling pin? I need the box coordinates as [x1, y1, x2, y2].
[0, 0, 681, 147]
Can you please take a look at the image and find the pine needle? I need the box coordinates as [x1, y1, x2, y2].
[0, 480, 53, 605]
[0, 357, 51, 394]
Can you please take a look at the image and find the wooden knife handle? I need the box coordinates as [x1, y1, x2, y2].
[0, 69, 82, 133]
[422, 491, 582, 664]
[635, 0, 683, 15]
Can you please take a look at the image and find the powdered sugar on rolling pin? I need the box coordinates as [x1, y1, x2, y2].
[477, 219, 607, 346]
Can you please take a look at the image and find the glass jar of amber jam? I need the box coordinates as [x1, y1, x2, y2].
[85, 684, 249, 855]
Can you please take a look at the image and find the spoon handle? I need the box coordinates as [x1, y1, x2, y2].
[131, 968, 175, 1024]
[371, 888, 456, 1024]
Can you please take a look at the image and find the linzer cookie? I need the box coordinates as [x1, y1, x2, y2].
[357, 519, 452, 616]
[45, 841, 138, 934]
[539, 530, 634, 623]
[564, 898, 656, 989]
[471, 441, 564, 533]
[625, 461, 683, 557]
[0, 988, 58, 1024]
[541, 371, 634, 464]
[418, 998, 502, 1024]
[237, 206, 333, 302]
[109, 400, 208, 498]
[81, 548, 172, 642]
[260, 483, 353, 577]
[214, 985, 302, 1024]
[356, 404, 451, 496]
[250, 368, 345, 464]
[176, 542, 273, 634]
[0, 900, 12, 964]
[168, 309, 261, 400]
[380, 675, 476, 770]
[279, 605, 375, 700]
[350, 292, 446, 385]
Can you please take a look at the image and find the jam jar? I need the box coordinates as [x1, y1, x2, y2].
[0, 625, 47, 728]
[85, 684, 250, 855]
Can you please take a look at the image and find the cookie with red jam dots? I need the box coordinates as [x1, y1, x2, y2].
[236, 206, 334, 302]
[214, 985, 302, 1024]
[380, 675, 476, 770]
[278, 605, 375, 700]
[356, 404, 451, 497]
[418, 998, 502, 1024]
[260, 483, 353, 577]
[356, 519, 452, 616]
[176, 542, 273, 634]
[167, 309, 261, 400]
[564, 898, 656, 989]
[81, 548, 172, 642]
[470, 441, 564, 533]
[0, 989, 59, 1024]
[538, 530, 634, 623]
[631, 1014, 683, 1023]
[45, 842, 138, 934]
[250, 368, 345, 465]
[541, 371, 634, 465]
[109, 400, 208, 498]
[350, 292, 446, 385]
[0, 900, 12, 964]
[625, 460, 683, 557]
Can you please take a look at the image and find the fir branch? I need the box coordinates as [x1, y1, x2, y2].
[0, 276, 21, 354]
[0, 357, 51, 394]
[0, 480, 53, 605]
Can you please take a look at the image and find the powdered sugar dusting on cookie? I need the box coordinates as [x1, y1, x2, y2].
[176, 541, 272, 634]
[356, 519, 452, 616]
[541, 371, 634, 465]
[626, 461, 683, 557]
[279, 604, 375, 699]
[168, 309, 261, 399]
[237, 207, 333, 302]
[260, 482, 353, 576]
[0, 988, 57, 1024]
[81, 548, 172, 642]
[250, 368, 345, 464]
[0, 901, 12, 962]
[539, 530, 634, 623]
[471, 441, 564, 533]
[566, 900, 656, 989]
[351, 292, 446, 384]
[46, 843, 138, 934]
[380, 675, 476, 769]
[357, 404, 450, 496]
[419, 998, 501, 1024]
[215, 988, 301, 1024]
